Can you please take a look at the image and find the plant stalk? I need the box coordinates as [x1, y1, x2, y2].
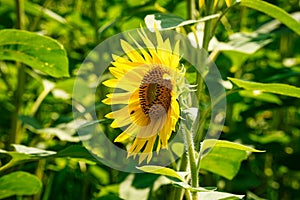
[194, 0, 214, 151]
[184, 124, 199, 200]
[10, 0, 25, 146]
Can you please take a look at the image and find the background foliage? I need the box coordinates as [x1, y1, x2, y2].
[0, 0, 299, 199]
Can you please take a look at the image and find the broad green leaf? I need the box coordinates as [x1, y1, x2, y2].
[145, 13, 220, 30]
[200, 139, 264, 155]
[137, 165, 183, 181]
[0, 29, 69, 78]
[240, 0, 300, 36]
[0, 171, 42, 199]
[200, 140, 264, 180]
[229, 78, 300, 98]
[198, 191, 244, 200]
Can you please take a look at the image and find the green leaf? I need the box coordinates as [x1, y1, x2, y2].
[0, 171, 42, 199]
[217, 32, 272, 54]
[200, 140, 264, 180]
[0, 151, 33, 172]
[0, 145, 56, 172]
[201, 139, 264, 154]
[0, 144, 96, 172]
[144, 13, 220, 30]
[240, 0, 300, 36]
[198, 191, 244, 200]
[0, 29, 69, 78]
[229, 78, 300, 98]
[12, 144, 56, 156]
[137, 165, 184, 181]
[173, 182, 216, 192]
[56, 145, 96, 162]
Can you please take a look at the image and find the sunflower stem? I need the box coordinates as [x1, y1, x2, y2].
[195, 0, 214, 153]
[183, 122, 199, 200]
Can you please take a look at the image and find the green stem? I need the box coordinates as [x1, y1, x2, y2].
[10, 0, 25, 147]
[173, 1, 197, 200]
[184, 124, 198, 200]
[30, 0, 51, 31]
[194, 0, 214, 149]
[195, 0, 214, 109]
[187, 0, 196, 20]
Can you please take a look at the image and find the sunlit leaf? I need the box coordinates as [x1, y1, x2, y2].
[229, 78, 300, 98]
[12, 144, 56, 156]
[0, 29, 69, 78]
[0, 171, 42, 199]
[137, 165, 184, 181]
[240, 0, 300, 35]
[144, 13, 220, 30]
[0, 144, 96, 172]
[173, 181, 216, 192]
[200, 140, 264, 180]
[0, 151, 33, 172]
[198, 191, 244, 199]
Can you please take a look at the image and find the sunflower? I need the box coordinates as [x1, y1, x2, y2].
[102, 28, 184, 163]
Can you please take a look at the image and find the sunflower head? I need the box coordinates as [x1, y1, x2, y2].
[103, 28, 185, 163]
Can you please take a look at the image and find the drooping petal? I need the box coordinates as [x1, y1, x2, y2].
[114, 123, 138, 142]
[139, 135, 157, 163]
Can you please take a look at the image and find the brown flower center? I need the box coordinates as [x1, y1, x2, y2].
[138, 66, 173, 119]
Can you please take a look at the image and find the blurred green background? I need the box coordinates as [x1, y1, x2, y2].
[0, 0, 300, 199]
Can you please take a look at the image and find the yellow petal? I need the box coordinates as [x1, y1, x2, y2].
[159, 110, 172, 148]
[138, 29, 161, 64]
[139, 136, 156, 163]
[214, 0, 219, 8]
[170, 40, 180, 68]
[121, 40, 145, 63]
[128, 138, 146, 157]
[199, 0, 205, 8]
[225, 0, 232, 7]
[102, 92, 133, 105]
[128, 33, 153, 63]
[103, 79, 118, 88]
[114, 123, 138, 142]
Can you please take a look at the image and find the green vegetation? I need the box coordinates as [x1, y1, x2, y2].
[0, 0, 299, 199]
